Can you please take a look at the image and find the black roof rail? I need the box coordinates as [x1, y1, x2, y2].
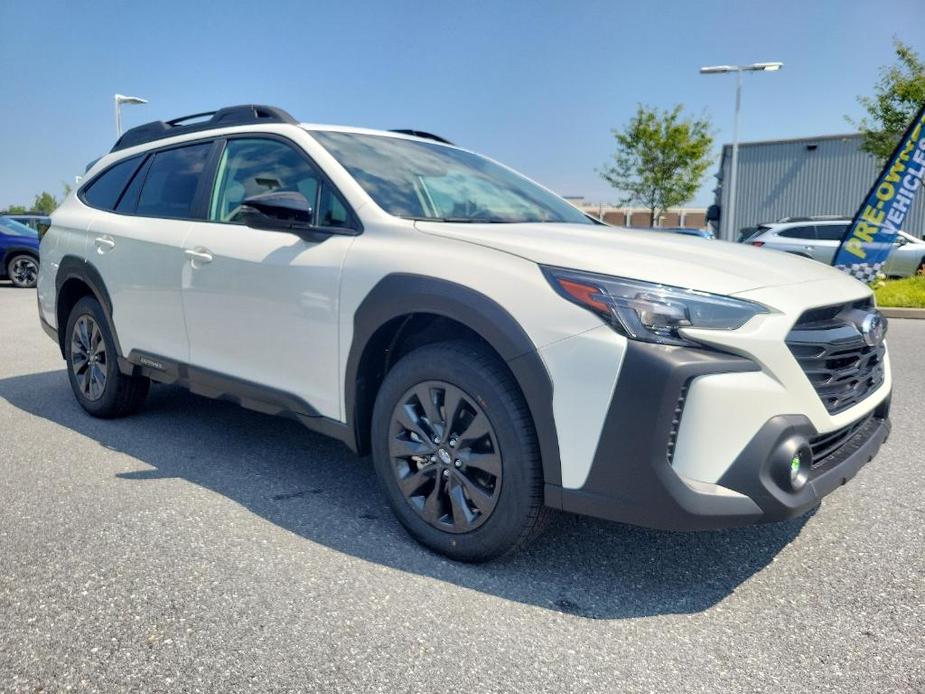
[389, 129, 454, 145]
[111, 104, 297, 152]
[775, 215, 851, 223]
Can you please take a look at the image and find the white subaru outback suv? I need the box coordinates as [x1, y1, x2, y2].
[37, 105, 892, 562]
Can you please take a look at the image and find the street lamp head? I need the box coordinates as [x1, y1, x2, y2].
[114, 94, 148, 105]
[700, 62, 783, 75]
[699, 65, 736, 74]
[746, 61, 783, 72]
[697, 60, 782, 241]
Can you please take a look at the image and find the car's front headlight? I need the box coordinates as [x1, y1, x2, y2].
[542, 266, 768, 347]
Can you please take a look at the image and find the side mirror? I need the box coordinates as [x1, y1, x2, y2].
[240, 191, 315, 235]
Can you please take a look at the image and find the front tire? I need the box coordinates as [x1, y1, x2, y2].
[65, 296, 150, 418]
[371, 341, 547, 562]
[7, 254, 38, 288]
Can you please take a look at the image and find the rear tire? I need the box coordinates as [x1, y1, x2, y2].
[7, 254, 38, 288]
[64, 296, 150, 418]
[371, 340, 547, 562]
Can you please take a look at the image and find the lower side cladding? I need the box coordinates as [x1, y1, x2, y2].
[120, 350, 354, 448]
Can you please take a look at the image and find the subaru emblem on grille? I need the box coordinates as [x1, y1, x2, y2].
[860, 312, 885, 347]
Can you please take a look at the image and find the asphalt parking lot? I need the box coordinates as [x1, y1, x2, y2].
[0, 285, 923, 693]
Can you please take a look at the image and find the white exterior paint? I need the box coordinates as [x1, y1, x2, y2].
[537, 325, 626, 488]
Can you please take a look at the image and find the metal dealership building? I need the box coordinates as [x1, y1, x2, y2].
[713, 132, 925, 241]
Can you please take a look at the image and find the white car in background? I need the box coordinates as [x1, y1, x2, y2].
[748, 218, 925, 277]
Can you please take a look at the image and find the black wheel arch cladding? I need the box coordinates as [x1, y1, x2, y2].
[54, 255, 122, 359]
[346, 273, 562, 487]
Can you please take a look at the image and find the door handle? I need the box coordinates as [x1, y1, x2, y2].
[94, 236, 116, 253]
[184, 248, 213, 265]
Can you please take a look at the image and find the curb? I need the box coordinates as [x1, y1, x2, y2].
[880, 307, 925, 320]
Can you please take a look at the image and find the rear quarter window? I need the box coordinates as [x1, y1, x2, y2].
[815, 224, 849, 241]
[82, 156, 143, 211]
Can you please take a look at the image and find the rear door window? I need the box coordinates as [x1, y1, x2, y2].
[815, 224, 849, 241]
[136, 143, 212, 219]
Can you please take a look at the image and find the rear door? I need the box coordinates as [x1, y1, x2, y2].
[811, 223, 849, 264]
[179, 135, 358, 419]
[770, 225, 818, 258]
[86, 141, 214, 362]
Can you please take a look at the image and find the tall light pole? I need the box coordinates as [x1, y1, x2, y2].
[114, 94, 148, 136]
[700, 62, 782, 241]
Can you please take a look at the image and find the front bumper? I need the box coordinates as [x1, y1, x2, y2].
[550, 341, 891, 530]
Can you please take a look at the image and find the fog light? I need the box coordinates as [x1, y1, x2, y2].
[789, 449, 810, 491]
[790, 456, 800, 480]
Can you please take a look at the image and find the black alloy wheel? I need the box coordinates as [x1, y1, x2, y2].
[388, 380, 502, 532]
[371, 340, 548, 562]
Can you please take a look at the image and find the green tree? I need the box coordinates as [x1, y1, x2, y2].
[32, 191, 59, 215]
[853, 38, 925, 162]
[600, 104, 713, 226]
[3, 204, 28, 215]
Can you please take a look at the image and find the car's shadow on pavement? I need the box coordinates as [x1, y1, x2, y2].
[0, 369, 812, 620]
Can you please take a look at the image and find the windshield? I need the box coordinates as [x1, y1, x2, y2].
[310, 130, 592, 225]
[0, 217, 39, 237]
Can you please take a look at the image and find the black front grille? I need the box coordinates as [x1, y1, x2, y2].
[786, 300, 886, 415]
[809, 414, 873, 468]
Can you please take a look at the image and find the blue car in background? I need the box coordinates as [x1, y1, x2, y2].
[0, 216, 41, 288]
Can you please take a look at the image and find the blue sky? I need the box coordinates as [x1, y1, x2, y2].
[2, 0, 923, 210]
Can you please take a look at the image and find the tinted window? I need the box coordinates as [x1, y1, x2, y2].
[136, 143, 212, 219]
[115, 157, 151, 213]
[209, 138, 324, 224]
[777, 225, 816, 239]
[815, 224, 849, 241]
[83, 156, 142, 210]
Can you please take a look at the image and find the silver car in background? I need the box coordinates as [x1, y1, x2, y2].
[748, 219, 925, 277]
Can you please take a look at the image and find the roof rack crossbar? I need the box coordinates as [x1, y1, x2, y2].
[111, 104, 297, 152]
[389, 129, 454, 145]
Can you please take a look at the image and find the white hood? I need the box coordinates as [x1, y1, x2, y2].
[415, 222, 862, 297]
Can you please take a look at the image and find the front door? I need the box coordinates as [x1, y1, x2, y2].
[180, 136, 357, 420]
